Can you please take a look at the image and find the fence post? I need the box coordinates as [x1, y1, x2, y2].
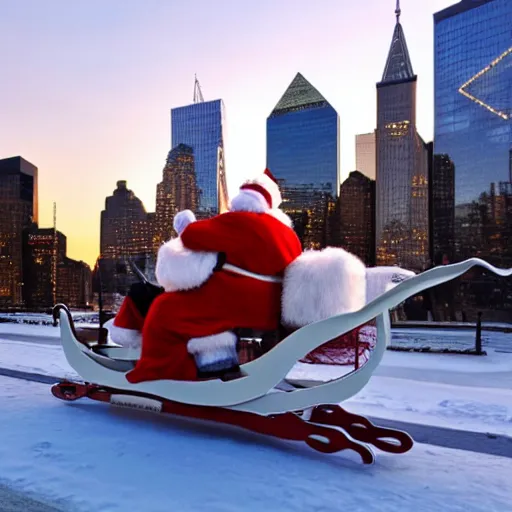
[96, 257, 108, 345]
[475, 311, 483, 355]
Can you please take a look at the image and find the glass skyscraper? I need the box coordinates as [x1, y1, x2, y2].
[266, 73, 339, 249]
[171, 99, 228, 219]
[375, 7, 430, 272]
[434, 0, 512, 320]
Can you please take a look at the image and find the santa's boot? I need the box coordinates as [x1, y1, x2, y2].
[109, 282, 163, 349]
[187, 331, 241, 380]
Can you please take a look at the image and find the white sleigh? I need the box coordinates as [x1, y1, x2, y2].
[52, 258, 512, 464]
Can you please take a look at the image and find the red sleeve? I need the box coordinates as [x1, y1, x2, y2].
[180, 216, 233, 253]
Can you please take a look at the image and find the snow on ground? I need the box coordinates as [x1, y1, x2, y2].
[291, 350, 512, 436]
[1, 327, 512, 437]
[347, 376, 512, 435]
[0, 323, 61, 337]
[0, 322, 98, 337]
[390, 327, 511, 352]
[0, 311, 98, 325]
[0, 375, 510, 512]
[0, 340, 79, 381]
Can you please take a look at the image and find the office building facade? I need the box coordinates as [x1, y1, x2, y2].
[155, 144, 198, 246]
[267, 72, 340, 249]
[0, 156, 38, 306]
[99, 181, 154, 302]
[375, 7, 430, 271]
[338, 171, 376, 266]
[434, 0, 512, 319]
[171, 99, 228, 219]
[356, 132, 376, 180]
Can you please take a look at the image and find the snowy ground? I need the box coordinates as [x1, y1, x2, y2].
[0, 376, 511, 512]
[0, 325, 511, 436]
[0, 311, 98, 326]
[0, 325, 511, 510]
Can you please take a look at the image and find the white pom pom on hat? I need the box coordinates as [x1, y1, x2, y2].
[238, 168, 282, 209]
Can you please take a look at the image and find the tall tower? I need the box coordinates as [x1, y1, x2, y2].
[375, 1, 429, 271]
[266, 72, 340, 249]
[0, 156, 38, 306]
[99, 181, 154, 302]
[155, 144, 198, 245]
[170, 78, 227, 219]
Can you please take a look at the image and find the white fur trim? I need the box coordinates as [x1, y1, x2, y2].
[241, 173, 282, 208]
[108, 323, 142, 349]
[155, 237, 218, 292]
[187, 331, 237, 355]
[229, 190, 293, 227]
[365, 266, 416, 304]
[267, 208, 293, 228]
[230, 189, 268, 213]
[281, 247, 367, 328]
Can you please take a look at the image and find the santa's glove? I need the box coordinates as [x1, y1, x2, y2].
[188, 331, 240, 379]
[173, 210, 196, 236]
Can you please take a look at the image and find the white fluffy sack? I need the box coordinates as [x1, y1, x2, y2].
[281, 247, 367, 328]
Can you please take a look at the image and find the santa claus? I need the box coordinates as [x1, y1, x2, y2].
[109, 169, 302, 383]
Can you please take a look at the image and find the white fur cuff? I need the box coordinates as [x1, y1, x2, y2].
[155, 237, 218, 292]
[187, 331, 238, 355]
[108, 324, 142, 349]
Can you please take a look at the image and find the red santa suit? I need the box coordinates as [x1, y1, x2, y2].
[124, 170, 302, 383]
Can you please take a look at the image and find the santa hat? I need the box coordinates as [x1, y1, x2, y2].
[230, 169, 282, 213]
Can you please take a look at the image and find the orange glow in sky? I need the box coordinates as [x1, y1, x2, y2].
[0, 0, 455, 267]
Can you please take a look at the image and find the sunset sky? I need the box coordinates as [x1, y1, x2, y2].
[1, 0, 455, 267]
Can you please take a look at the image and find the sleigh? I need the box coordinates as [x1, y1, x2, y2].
[51, 258, 511, 464]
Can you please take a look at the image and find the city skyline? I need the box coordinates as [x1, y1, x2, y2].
[1, 0, 456, 266]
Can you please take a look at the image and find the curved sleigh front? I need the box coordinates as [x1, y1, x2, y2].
[50, 258, 511, 464]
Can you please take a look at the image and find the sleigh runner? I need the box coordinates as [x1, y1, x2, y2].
[52, 257, 512, 464]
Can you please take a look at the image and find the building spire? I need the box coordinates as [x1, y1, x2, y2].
[380, 0, 415, 83]
[193, 74, 204, 104]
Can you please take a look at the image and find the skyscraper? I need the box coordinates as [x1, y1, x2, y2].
[356, 132, 376, 180]
[434, 0, 512, 319]
[338, 171, 376, 266]
[431, 154, 455, 260]
[22, 226, 66, 309]
[267, 72, 340, 249]
[375, 2, 429, 271]
[99, 181, 154, 302]
[57, 258, 92, 309]
[170, 97, 227, 219]
[0, 156, 38, 306]
[155, 144, 198, 246]
[21, 225, 92, 310]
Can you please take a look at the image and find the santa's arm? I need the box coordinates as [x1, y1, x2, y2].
[180, 215, 234, 253]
